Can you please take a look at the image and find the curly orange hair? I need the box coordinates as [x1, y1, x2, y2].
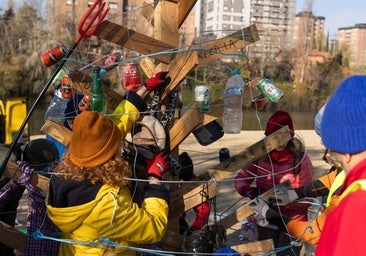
[55, 152, 131, 187]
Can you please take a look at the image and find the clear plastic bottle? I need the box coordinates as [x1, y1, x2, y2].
[91, 66, 107, 113]
[44, 88, 69, 123]
[223, 70, 244, 134]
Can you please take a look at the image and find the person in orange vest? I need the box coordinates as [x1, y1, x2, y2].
[315, 75, 366, 255]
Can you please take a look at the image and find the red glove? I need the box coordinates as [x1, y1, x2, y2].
[146, 152, 169, 179]
[145, 71, 171, 92]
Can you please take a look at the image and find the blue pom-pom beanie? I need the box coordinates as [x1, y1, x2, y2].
[321, 75, 366, 154]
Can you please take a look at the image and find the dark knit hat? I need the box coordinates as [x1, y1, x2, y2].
[23, 139, 59, 171]
[265, 110, 294, 137]
[69, 111, 122, 168]
[321, 75, 366, 154]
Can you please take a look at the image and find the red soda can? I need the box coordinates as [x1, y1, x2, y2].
[60, 76, 73, 99]
[41, 45, 67, 67]
[78, 95, 91, 111]
[104, 52, 122, 71]
[120, 63, 141, 91]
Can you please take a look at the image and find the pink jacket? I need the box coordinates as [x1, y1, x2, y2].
[235, 147, 314, 220]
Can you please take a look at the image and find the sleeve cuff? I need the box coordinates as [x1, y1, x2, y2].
[125, 91, 147, 113]
[144, 184, 170, 204]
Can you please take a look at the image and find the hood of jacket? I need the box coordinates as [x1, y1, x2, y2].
[46, 175, 114, 233]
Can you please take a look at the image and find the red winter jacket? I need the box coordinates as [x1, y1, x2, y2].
[316, 159, 366, 256]
[234, 145, 314, 220]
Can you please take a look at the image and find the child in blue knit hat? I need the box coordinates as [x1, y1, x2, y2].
[316, 75, 366, 255]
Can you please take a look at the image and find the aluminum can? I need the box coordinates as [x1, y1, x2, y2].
[194, 85, 210, 112]
[104, 52, 122, 71]
[78, 95, 91, 111]
[257, 78, 283, 103]
[60, 76, 73, 99]
[120, 63, 141, 91]
[51, 67, 69, 87]
[41, 45, 67, 67]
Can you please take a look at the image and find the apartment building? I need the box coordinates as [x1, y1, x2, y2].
[337, 23, 366, 68]
[194, 0, 296, 61]
[294, 11, 325, 51]
[46, 0, 124, 31]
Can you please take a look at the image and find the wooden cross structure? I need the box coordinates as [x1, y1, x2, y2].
[0, 0, 293, 255]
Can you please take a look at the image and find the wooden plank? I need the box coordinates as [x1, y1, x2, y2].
[162, 49, 199, 100]
[140, 1, 154, 22]
[172, 126, 291, 200]
[208, 125, 291, 181]
[94, 21, 175, 64]
[0, 221, 26, 254]
[169, 103, 202, 151]
[178, 0, 198, 28]
[3, 161, 50, 194]
[197, 24, 260, 67]
[40, 119, 72, 147]
[169, 178, 218, 219]
[168, 127, 290, 222]
[193, 113, 218, 130]
[139, 58, 155, 78]
[232, 239, 275, 256]
[218, 204, 253, 230]
[154, 1, 179, 47]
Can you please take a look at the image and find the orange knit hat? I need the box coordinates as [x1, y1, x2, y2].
[69, 111, 122, 168]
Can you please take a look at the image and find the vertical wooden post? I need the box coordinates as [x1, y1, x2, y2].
[154, 1, 179, 70]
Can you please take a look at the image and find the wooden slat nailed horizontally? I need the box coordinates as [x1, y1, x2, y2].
[232, 239, 275, 256]
[94, 20, 175, 64]
[197, 24, 260, 66]
[0, 221, 26, 254]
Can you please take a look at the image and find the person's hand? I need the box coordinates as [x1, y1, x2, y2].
[249, 197, 270, 227]
[269, 185, 299, 206]
[145, 71, 171, 92]
[146, 151, 169, 179]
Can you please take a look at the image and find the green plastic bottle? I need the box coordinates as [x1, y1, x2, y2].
[91, 66, 107, 113]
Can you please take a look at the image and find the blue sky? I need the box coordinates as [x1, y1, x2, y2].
[296, 0, 366, 37]
[2, 0, 365, 38]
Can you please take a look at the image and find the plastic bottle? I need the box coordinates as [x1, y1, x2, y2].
[90, 66, 107, 113]
[44, 88, 69, 123]
[223, 70, 244, 134]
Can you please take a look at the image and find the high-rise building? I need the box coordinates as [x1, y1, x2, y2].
[194, 0, 296, 61]
[46, 0, 124, 36]
[337, 23, 366, 68]
[294, 11, 325, 51]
